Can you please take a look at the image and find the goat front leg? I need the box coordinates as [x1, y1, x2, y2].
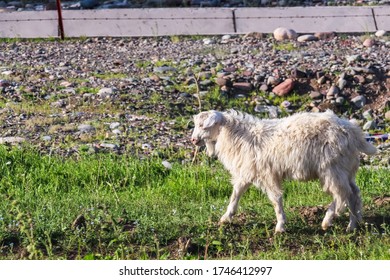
[220, 181, 250, 224]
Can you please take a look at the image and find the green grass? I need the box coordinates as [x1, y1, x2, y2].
[0, 146, 389, 260]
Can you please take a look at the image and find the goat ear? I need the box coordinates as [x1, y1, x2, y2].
[203, 111, 222, 129]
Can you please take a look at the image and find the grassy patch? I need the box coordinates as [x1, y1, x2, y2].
[0, 147, 388, 260]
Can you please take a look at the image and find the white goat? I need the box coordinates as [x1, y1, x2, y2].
[191, 109, 377, 233]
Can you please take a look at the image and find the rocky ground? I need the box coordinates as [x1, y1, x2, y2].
[0, 33, 389, 165]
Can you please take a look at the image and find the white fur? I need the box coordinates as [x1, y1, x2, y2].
[191, 109, 376, 233]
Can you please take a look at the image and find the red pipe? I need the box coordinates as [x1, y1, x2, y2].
[56, 0, 65, 40]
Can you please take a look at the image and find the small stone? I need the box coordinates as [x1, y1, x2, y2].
[0, 137, 25, 144]
[314, 32, 335, 40]
[351, 95, 367, 108]
[259, 84, 268, 92]
[335, 96, 345, 105]
[297, 35, 318, 42]
[112, 129, 121, 135]
[363, 38, 375, 47]
[203, 38, 216, 45]
[1, 70, 13, 76]
[338, 78, 347, 90]
[153, 66, 177, 73]
[326, 85, 339, 97]
[232, 82, 253, 93]
[346, 55, 361, 64]
[42, 136, 52, 141]
[385, 111, 390, 120]
[272, 78, 294, 96]
[100, 143, 118, 150]
[98, 87, 115, 99]
[110, 122, 120, 130]
[215, 77, 230, 87]
[60, 81, 73, 87]
[78, 124, 95, 133]
[375, 30, 387, 37]
[310, 91, 322, 99]
[317, 76, 326, 85]
[162, 160, 172, 170]
[267, 76, 280, 86]
[244, 32, 265, 39]
[363, 120, 376, 130]
[291, 68, 306, 79]
[221, 34, 231, 42]
[354, 75, 366, 84]
[273, 27, 297, 41]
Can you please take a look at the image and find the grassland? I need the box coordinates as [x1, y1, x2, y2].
[0, 146, 388, 260]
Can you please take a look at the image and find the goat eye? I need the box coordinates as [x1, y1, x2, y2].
[199, 124, 203, 128]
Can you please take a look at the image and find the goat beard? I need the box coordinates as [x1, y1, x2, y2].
[205, 141, 216, 157]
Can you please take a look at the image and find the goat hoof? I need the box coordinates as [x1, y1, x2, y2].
[219, 215, 232, 225]
[274, 226, 286, 234]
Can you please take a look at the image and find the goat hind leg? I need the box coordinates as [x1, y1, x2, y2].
[347, 181, 363, 232]
[266, 190, 286, 233]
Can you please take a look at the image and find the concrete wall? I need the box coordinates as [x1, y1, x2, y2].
[0, 6, 388, 38]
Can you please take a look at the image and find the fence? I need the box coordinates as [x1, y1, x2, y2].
[0, 6, 389, 38]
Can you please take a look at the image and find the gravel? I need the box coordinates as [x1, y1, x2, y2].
[0, 34, 389, 164]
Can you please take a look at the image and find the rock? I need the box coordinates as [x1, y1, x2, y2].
[0, 137, 25, 144]
[153, 66, 177, 73]
[100, 143, 118, 150]
[346, 54, 361, 64]
[363, 38, 375, 47]
[51, 100, 66, 108]
[232, 82, 253, 93]
[314, 32, 336, 40]
[363, 120, 376, 130]
[267, 76, 280, 86]
[203, 38, 216, 45]
[375, 30, 387, 37]
[78, 124, 95, 133]
[42, 136, 52, 141]
[110, 122, 120, 130]
[351, 95, 367, 108]
[385, 111, 390, 121]
[112, 129, 121, 135]
[291, 68, 306, 79]
[215, 77, 231, 87]
[335, 96, 345, 105]
[259, 84, 268, 92]
[272, 78, 294, 96]
[243, 32, 265, 39]
[297, 35, 318, 42]
[162, 160, 172, 170]
[98, 87, 115, 99]
[338, 78, 347, 90]
[273, 27, 297, 41]
[1, 70, 13, 76]
[310, 91, 322, 99]
[317, 76, 326, 85]
[326, 85, 339, 97]
[354, 75, 366, 84]
[221, 34, 232, 43]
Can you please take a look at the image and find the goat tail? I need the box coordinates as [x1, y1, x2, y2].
[349, 123, 377, 155]
[357, 137, 377, 155]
